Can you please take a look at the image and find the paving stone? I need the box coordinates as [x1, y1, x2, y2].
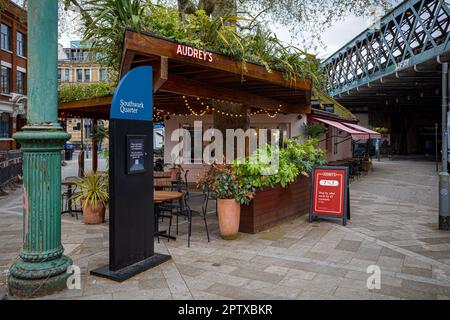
[376, 256, 404, 272]
[333, 287, 395, 300]
[401, 266, 433, 278]
[401, 279, 450, 296]
[371, 284, 436, 300]
[380, 247, 406, 259]
[230, 268, 284, 284]
[0, 160, 449, 300]
[354, 246, 381, 261]
[335, 240, 362, 252]
[206, 283, 282, 300]
[304, 251, 330, 261]
[326, 251, 354, 264]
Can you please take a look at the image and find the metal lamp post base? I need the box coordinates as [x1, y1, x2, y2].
[8, 126, 72, 298]
[8, 256, 72, 298]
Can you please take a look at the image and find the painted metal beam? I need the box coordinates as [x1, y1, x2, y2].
[321, 0, 450, 97]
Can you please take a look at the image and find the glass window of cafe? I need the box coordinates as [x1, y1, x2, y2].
[0, 113, 9, 138]
[179, 122, 290, 163]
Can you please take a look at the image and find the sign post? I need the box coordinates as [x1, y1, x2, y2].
[91, 66, 171, 282]
[309, 166, 350, 226]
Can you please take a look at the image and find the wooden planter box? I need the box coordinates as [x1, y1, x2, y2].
[240, 175, 311, 234]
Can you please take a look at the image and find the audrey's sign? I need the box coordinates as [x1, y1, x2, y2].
[176, 44, 213, 63]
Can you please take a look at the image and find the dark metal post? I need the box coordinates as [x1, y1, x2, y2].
[436, 123, 439, 172]
[439, 62, 450, 230]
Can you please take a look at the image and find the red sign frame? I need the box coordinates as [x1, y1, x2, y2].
[309, 166, 349, 226]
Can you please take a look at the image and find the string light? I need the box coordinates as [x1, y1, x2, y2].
[152, 98, 286, 121]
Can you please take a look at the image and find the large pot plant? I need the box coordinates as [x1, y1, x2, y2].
[199, 164, 254, 240]
[72, 172, 109, 225]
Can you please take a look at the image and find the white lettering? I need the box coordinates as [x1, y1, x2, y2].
[176, 45, 214, 63]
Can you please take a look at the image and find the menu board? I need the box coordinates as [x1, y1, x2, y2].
[310, 166, 349, 225]
[127, 135, 146, 174]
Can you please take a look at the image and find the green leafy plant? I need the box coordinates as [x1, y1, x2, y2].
[58, 82, 116, 103]
[198, 164, 255, 205]
[71, 172, 109, 209]
[372, 127, 389, 134]
[235, 138, 325, 190]
[303, 122, 325, 139]
[81, 0, 326, 93]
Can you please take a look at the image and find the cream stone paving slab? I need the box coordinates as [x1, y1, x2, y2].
[2, 159, 450, 300]
[160, 262, 193, 300]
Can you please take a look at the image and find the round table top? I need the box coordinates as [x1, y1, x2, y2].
[154, 191, 183, 203]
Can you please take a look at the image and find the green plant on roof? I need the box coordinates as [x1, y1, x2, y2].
[81, 0, 326, 89]
[372, 127, 389, 134]
[58, 82, 116, 103]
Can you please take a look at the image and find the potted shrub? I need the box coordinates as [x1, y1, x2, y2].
[199, 164, 254, 240]
[72, 172, 109, 225]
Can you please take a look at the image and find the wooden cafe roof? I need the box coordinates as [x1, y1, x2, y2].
[59, 30, 313, 118]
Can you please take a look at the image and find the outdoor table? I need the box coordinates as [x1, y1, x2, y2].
[154, 191, 183, 241]
[61, 177, 83, 217]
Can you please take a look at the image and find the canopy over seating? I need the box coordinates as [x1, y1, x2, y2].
[59, 30, 314, 119]
[343, 123, 381, 139]
[311, 116, 371, 141]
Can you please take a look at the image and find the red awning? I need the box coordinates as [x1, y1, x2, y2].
[312, 117, 370, 140]
[342, 123, 382, 139]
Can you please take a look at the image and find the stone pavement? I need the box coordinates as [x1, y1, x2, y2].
[1, 159, 450, 300]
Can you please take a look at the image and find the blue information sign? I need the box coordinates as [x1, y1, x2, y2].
[110, 66, 153, 121]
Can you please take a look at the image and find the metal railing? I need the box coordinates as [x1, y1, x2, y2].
[0, 150, 22, 188]
[321, 0, 450, 97]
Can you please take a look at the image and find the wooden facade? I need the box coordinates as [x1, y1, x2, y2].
[240, 175, 312, 234]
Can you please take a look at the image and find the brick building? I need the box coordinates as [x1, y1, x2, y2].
[58, 41, 111, 149]
[0, 0, 27, 152]
[58, 40, 109, 83]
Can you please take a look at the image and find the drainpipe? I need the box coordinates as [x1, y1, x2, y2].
[439, 62, 450, 230]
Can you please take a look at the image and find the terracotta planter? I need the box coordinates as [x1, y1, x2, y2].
[83, 202, 106, 225]
[217, 199, 241, 240]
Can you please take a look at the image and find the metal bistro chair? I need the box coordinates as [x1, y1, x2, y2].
[205, 188, 218, 217]
[156, 171, 183, 240]
[182, 191, 210, 248]
[61, 176, 83, 219]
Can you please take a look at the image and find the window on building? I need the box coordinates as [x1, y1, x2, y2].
[0, 113, 9, 138]
[1, 24, 10, 51]
[64, 69, 70, 82]
[76, 69, 83, 82]
[17, 32, 25, 57]
[1, 66, 10, 94]
[100, 68, 107, 81]
[57, 68, 62, 82]
[16, 71, 25, 94]
[84, 69, 91, 82]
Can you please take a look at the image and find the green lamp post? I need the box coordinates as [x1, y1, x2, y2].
[8, 0, 72, 298]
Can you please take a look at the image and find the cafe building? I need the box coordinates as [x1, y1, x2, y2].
[58, 30, 377, 233]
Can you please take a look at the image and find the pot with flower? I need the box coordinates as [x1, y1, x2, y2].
[72, 172, 109, 225]
[198, 164, 254, 240]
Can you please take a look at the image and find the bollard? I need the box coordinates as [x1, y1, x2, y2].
[439, 172, 450, 230]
